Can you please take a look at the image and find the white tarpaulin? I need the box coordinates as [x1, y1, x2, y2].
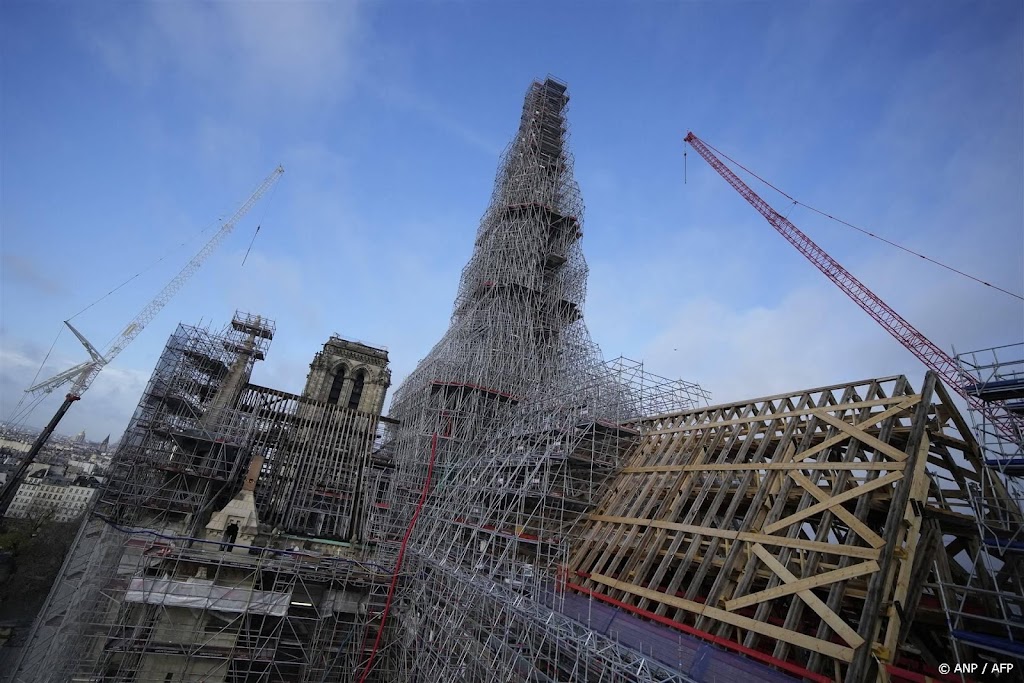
[125, 578, 291, 616]
[325, 588, 367, 615]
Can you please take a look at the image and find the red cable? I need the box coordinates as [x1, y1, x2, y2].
[357, 432, 439, 683]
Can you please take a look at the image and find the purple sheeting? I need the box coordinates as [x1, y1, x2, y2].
[546, 587, 800, 683]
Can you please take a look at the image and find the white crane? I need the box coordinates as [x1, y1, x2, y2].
[0, 165, 284, 516]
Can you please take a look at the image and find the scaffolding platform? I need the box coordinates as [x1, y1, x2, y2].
[965, 377, 1024, 402]
[985, 457, 1024, 476]
[950, 630, 1024, 658]
[430, 379, 520, 403]
[983, 535, 1024, 553]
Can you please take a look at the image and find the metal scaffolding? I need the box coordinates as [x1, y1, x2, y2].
[100, 313, 275, 533]
[9, 314, 392, 683]
[245, 383, 379, 542]
[938, 344, 1024, 662]
[16, 76, 1017, 683]
[362, 78, 712, 683]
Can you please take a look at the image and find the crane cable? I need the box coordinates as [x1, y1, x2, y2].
[241, 226, 260, 267]
[694, 139, 1024, 302]
[4, 324, 66, 426]
[65, 216, 224, 324]
[12, 173, 284, 425]
[242, 176, 280, 267]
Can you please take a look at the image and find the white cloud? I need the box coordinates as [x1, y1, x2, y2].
[1, 253, 66, 297]
[368, 81, 503, 157]
[0, 338, 148, 440]
[641, 287, 910, 406]
[633, 236, 1021, 409]
[85, 1, 365, 105]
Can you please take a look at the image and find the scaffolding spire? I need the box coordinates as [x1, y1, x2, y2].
[367, 77, 708, 682]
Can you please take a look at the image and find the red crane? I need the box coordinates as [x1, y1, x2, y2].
[683, 131, 1023, 449]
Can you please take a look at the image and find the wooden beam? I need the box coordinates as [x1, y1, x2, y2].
[749, 544, 866, 648]
[646, 396, 916, 436]
[587, 514, 881, 560]
[791, 396, 920, 464]
[809, 411, 910, 463]
[788, 471, 886, 548]
[622, 461, 906, 474]
[724, 558, 879, 612]
[847, 372, 936, 683]
[883, 434, 932, 660]
[588, 572, 856, 662]
[762, 471, 903, 535]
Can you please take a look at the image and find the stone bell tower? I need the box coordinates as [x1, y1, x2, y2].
[303, 335, 391, 415]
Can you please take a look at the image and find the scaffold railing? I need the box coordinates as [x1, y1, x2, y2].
[941, 343, 1024, 663]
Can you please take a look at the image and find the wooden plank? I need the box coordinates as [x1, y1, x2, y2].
[846, 372, 936, 682]
[749, 544, 866, 648]
[588, 572, 856, 662]
[929, 431, 971, 452]
[759, 382, 876, 663]
[642, 406, 766, 613]
[689, 407, 787, 627]
[589, 426, 700, 596]
[622, 461, 906, 474]
[645, 395, 914, 436]
[762, 471, 903, 535]
[884, 435, 931, 658]
[724, 558, 880, 611]
[791, 397, 921, 464]
[735, 385, 860, 655]
[570, 426, 674, 573]
[788, 472, 886, 549]
[639, 376, 907, 423]
[809, 411, 910, 462]
[587, 514, 881, 560]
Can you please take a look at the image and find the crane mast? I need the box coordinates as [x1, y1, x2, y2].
[0, 165, 284, 518]
[683, 132, 1022, 447]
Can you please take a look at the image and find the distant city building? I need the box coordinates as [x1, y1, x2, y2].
[5, 477, 98, 523]
[71, 430, 86, 445]
[0, 438, 32, 454]
[66, 459, 97, 476]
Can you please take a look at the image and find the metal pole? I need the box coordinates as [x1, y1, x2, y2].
[0, 394, 79, 518]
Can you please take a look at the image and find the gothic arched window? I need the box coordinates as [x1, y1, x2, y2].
[347, 370, 365, 411]
[328, 367, 347, 405]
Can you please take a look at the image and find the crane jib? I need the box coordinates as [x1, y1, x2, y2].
[684, 132, 1022, 446]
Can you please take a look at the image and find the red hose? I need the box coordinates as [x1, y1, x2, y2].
[357, 432, 439, 682]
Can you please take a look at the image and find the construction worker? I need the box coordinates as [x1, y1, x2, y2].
[224, 521, 239, 549]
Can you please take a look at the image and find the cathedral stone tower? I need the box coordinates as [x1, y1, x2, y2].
[303, 336, 391, 415]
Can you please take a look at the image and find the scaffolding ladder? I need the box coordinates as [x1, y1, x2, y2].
[941, 344, 1024, 661]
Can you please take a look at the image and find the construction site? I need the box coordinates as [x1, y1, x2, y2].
[4, 77, 1022, 683]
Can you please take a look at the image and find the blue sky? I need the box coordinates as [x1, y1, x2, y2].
[1, 1, 1021, 440]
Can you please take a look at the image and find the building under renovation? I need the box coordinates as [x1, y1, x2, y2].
[7, 78, 1022, 683]
[8, 315, 394, 682]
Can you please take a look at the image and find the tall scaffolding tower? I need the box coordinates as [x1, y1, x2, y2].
[364, 78, 712, 683]
[939, 344, 1024, 661]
